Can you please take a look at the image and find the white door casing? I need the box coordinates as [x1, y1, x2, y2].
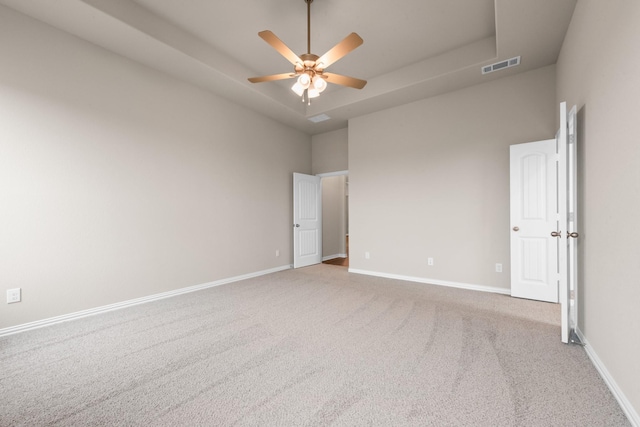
[293, 173, 322, 268]
[510, 139, 559, 303]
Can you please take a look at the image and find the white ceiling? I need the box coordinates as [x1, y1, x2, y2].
[0, 0, 577, 135]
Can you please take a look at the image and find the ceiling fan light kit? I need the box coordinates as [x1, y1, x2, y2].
[248, 0, 366, 105]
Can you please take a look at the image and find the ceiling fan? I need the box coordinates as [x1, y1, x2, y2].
[248, 0, 367, 103]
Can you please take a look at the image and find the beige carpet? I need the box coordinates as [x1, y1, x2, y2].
[0, 265, 629, 426]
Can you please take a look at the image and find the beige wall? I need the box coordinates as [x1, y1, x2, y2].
[557, 0, 640, 418]
[321, 175, 347, 259]
[0, 8, 311, 329]
[313, 129, 349, 260]
[349, 66, 556, 290]
[311, 128, 348, 175]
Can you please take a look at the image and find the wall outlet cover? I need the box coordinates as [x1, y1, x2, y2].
[7, 288, 21, 304]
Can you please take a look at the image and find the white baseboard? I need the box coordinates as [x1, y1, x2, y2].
[0, 265, 292, 338]
[347, 268, 510, 295]
[322, 253, 348, 262]
[576, 329, 639, 426]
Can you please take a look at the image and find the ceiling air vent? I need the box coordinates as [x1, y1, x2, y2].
[308, 114, 331, 123]
[481, 56, 521, 75]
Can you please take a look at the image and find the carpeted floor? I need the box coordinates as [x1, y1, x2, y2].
[0, 265, 630, 426]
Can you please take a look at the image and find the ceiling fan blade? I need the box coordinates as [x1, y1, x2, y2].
[248, 73, 297, 83]
[323, 72, 367, 89]
[316, 33, 363, 69]
[258, 30, 302, 66]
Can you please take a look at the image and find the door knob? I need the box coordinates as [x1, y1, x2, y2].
[294, 224, 300, 228]
[568, 232, 579, 238]
[551, 231, 561, 237]
[512, 226, 519, 232]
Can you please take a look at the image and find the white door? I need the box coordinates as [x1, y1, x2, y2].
[510, 139, 559, 303]
[293, 173, 322, 268]
[559, 102, 580, 344]
[567, 105, 579, 343]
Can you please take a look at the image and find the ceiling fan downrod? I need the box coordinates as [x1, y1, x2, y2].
[306, 0, 313, 55]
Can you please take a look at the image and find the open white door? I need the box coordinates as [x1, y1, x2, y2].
[510, 139, 559, 303]
[293, 173, 322, 268]
[557, 102, 569, 342]
[511, 102, 578, 343]
[560, 103, 580, 344]
[567, 105, 579, 343]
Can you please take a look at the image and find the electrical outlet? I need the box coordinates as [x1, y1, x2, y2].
[7, 288, 21, 304]
[428, 257, 434, 266]
[495, 263, 503, 273]
[365, 251, 370, 259]
[275, 249, 280, 257]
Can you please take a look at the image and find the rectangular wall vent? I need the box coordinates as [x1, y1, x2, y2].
[481, 56, 521, 75]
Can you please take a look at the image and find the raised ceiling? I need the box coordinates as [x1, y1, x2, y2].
[0, 0, 577, 135]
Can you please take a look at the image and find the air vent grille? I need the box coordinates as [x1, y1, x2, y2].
[308, 113, 331, 123]
[481, 56, 521, 75]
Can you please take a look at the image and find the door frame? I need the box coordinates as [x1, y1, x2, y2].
[317, 170, 349, 262]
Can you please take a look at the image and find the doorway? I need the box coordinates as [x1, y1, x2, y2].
[323, 236, 349, 266]
[319, 172, 349, 267]
[509, 102, 578, 344]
